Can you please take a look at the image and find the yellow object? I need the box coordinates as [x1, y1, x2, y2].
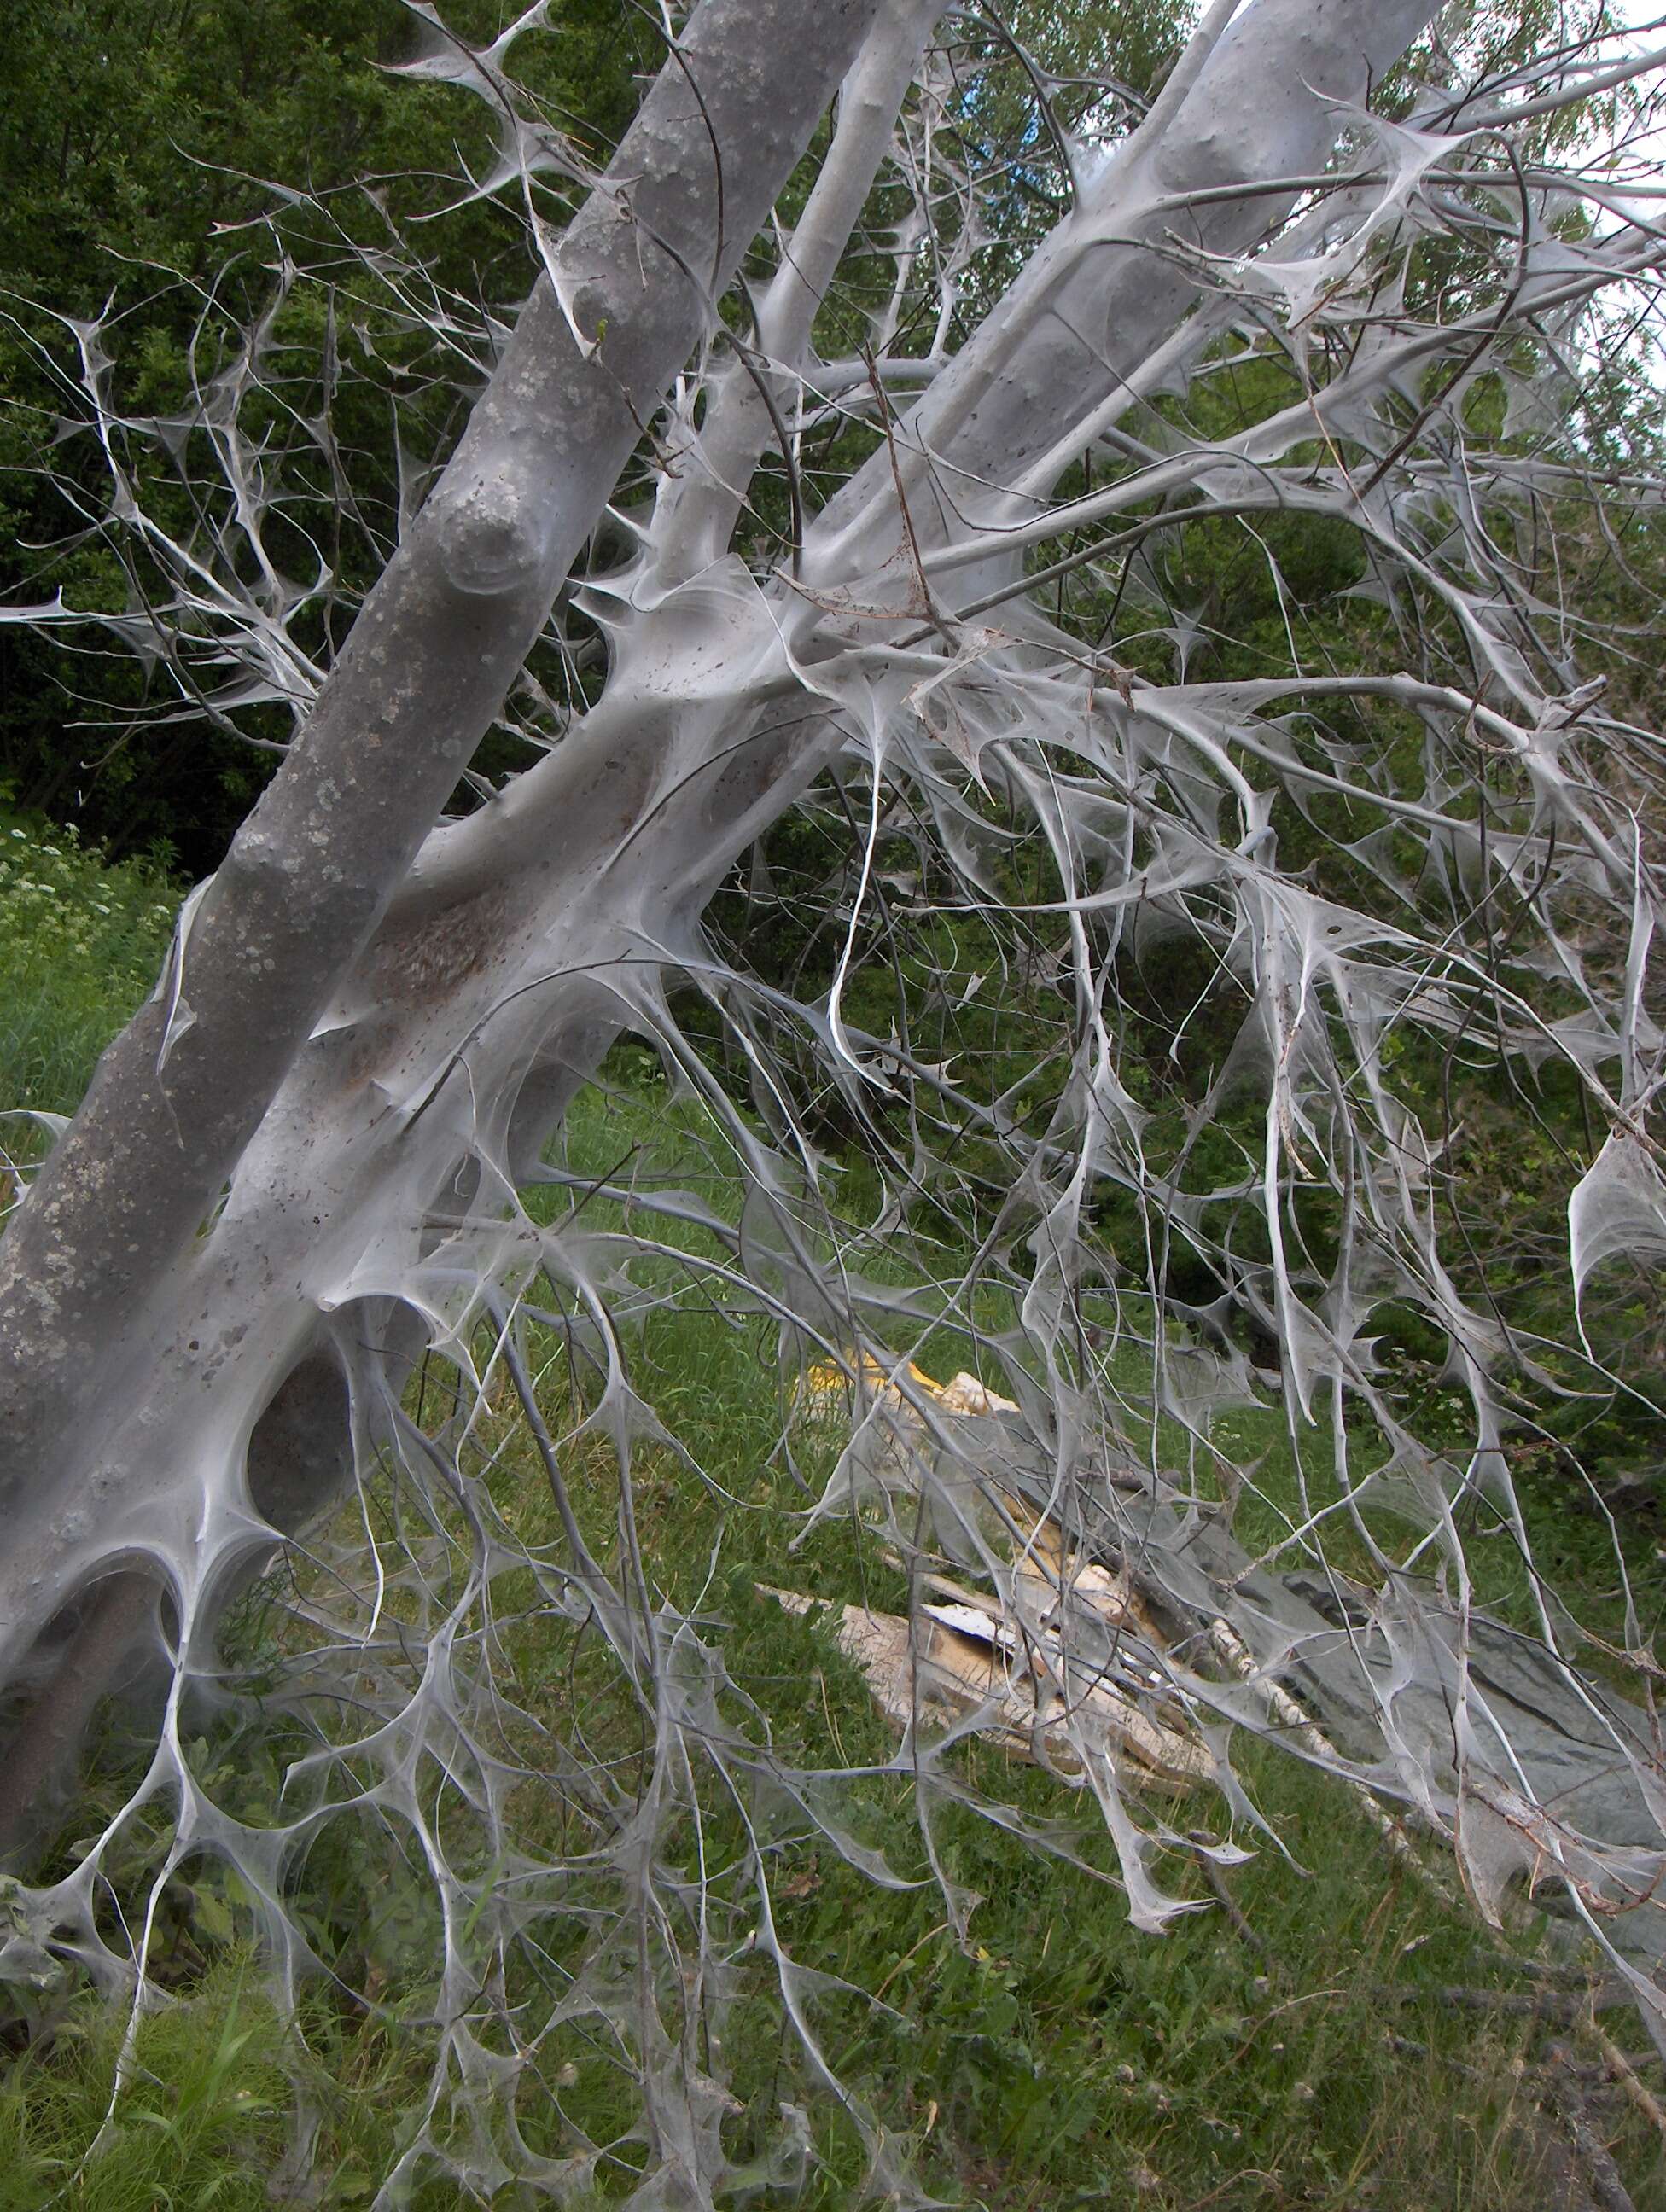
[801, 1353, 1018, 1417]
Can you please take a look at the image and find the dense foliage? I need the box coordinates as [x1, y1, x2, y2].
[0, 0, 646, 867]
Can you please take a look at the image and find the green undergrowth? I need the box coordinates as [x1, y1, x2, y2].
[0, 800, 178, 1129]
[3, 1767, 1654, 2211]
[3, 843, 1664, 2206]
[550, 1063, 1666, 1673]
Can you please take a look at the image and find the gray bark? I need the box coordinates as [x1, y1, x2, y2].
[0, 0, 882, 1500]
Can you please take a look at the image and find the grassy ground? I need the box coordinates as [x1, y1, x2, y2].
[2, 828, 1663, 2209]
[0, 805, 177, 1132]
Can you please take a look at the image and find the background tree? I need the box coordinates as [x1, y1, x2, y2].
[0, 0, 646, 866]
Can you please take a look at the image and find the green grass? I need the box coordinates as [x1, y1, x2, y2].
[0, 1960, 294, 2209]
[2, 834, 1663, 2209]
[0, 806, 178, 1127]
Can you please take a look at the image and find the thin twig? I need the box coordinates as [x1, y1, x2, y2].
[1186, 1829, 1271, 1960]
[1594, 2026, 1666, 2149]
